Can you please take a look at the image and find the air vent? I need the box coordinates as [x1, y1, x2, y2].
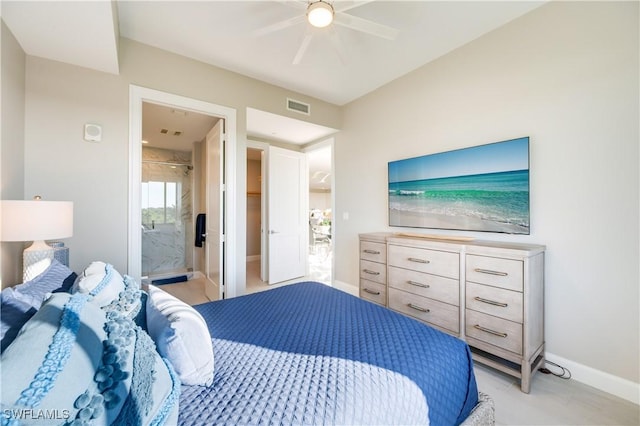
[159, 129, 183, 136]
[287, 98, 310, 115]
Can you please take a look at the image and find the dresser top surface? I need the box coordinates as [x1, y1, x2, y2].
[360, 232, 545, 255]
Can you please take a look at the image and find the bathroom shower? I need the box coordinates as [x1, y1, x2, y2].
[141, 153, 194, 279]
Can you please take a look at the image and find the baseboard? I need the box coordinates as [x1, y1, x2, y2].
[546, 352, 639, 405]
[332, 280, 358, 297]
[327, 283, 639, 405]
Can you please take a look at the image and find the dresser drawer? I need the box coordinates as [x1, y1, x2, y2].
[360, 259, 386, 284]
[466, 282, 523, 323]
[466, 255, 523, 291]
[389, 288, 459, 333]
[388, 266, 459, 306]
[466, 309, 523, 355]
[360, 241, 386, 263]
[388, 245, 459, 279]
[360, 279, 386, 306]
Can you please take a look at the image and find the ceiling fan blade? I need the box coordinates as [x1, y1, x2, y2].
[333, 13, 399, 40]
[328, 27, 348, 65]
[253, 14, 306, 37]
[293, 33, 314, 65]
[334, 1, 376, 13]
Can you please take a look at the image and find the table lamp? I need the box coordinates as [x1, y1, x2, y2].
[1, 197, 73, 281]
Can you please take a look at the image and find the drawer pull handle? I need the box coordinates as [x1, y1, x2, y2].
[474, 324, 508, 338]
[363, 269, 380, 276]
[363, 249, 381, 255]
[408, 303, 430, 313]
[408, 257, 430, 264]
[474, 268, 508, 277]
[474, 296, 508, 307]
[363, 288, 381, 295]
[408, 280, 430, 288]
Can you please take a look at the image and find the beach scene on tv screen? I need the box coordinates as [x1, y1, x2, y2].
[388, 137, 530, 235]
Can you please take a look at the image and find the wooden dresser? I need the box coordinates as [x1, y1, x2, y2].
[359, 232, 545, 393]
[358, 233, 388, 306]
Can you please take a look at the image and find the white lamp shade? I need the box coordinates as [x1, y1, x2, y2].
[1, 200, 73, 242]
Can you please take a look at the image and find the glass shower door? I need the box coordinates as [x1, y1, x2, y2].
[141, 162, 192, 279]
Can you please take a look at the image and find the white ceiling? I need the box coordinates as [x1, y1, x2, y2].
[1, 1, 120, 74]
[142, 102, 219, 152]
[2, 0, 545, 106]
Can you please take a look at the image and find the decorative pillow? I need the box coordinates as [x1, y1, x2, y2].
[146, 284, 215, 386]
[0, 292, 181, 425]
[0, 288, 37, 353]
[72, 261, 125, 307]
[102, 275, 143, 322]
[0, 292, 123, 424]
[10, 258, 76, 309]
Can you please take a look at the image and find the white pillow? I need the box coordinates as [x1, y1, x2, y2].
[146, 284, 214, 386]
[72, 261, 125, 307]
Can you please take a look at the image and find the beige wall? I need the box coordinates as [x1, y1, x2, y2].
[21, 37, 341, 285]
[1, 21, 26, 287]
[335, 1, 639, 386]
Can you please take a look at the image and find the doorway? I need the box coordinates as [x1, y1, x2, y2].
[305, 142, 333, 284]
[128, 85, 238, 299]
[245, 139, 334, 292]
[140, 102, 217, 282]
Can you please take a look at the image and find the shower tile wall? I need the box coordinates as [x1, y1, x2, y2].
[142, 147, 193, 277]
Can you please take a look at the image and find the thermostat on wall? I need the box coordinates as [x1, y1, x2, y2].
[84, 123, 102, 142]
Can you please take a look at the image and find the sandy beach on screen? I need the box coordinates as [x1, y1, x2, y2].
[389, 209, 529, 234]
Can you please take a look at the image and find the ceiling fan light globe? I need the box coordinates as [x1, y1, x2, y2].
[307, 1, 334, 28]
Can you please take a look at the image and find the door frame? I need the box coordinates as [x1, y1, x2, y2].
[128, 85, 237, 296]
[246, 137, 335, 285]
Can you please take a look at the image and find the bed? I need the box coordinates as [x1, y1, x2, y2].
[1, 260, 493, 425]
[179, 281, 489, 426]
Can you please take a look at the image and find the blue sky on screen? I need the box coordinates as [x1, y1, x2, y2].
[388, 137, 529, 183]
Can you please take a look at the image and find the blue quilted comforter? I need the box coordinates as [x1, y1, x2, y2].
[179, 282, 478, 425]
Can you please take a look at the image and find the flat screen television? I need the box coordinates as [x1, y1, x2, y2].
[388, 137, 530, 235]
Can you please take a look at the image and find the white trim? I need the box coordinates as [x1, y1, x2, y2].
[128, 85, 238, 298]
[545, 352, 640, 405]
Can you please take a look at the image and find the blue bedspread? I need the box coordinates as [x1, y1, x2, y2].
[179, 282, 478, 425]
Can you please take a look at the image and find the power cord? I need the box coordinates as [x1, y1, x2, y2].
[539, 360, 572, 379]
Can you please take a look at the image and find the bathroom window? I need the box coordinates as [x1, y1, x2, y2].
[142, 181, 178, 227]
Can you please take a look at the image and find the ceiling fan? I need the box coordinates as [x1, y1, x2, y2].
[254, 1, 400, 65]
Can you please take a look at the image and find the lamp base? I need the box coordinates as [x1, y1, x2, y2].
[23, 240, 55, 282]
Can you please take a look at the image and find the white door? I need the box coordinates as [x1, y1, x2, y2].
[205, 120, 224, 300]
[267, 146, 308, 284]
